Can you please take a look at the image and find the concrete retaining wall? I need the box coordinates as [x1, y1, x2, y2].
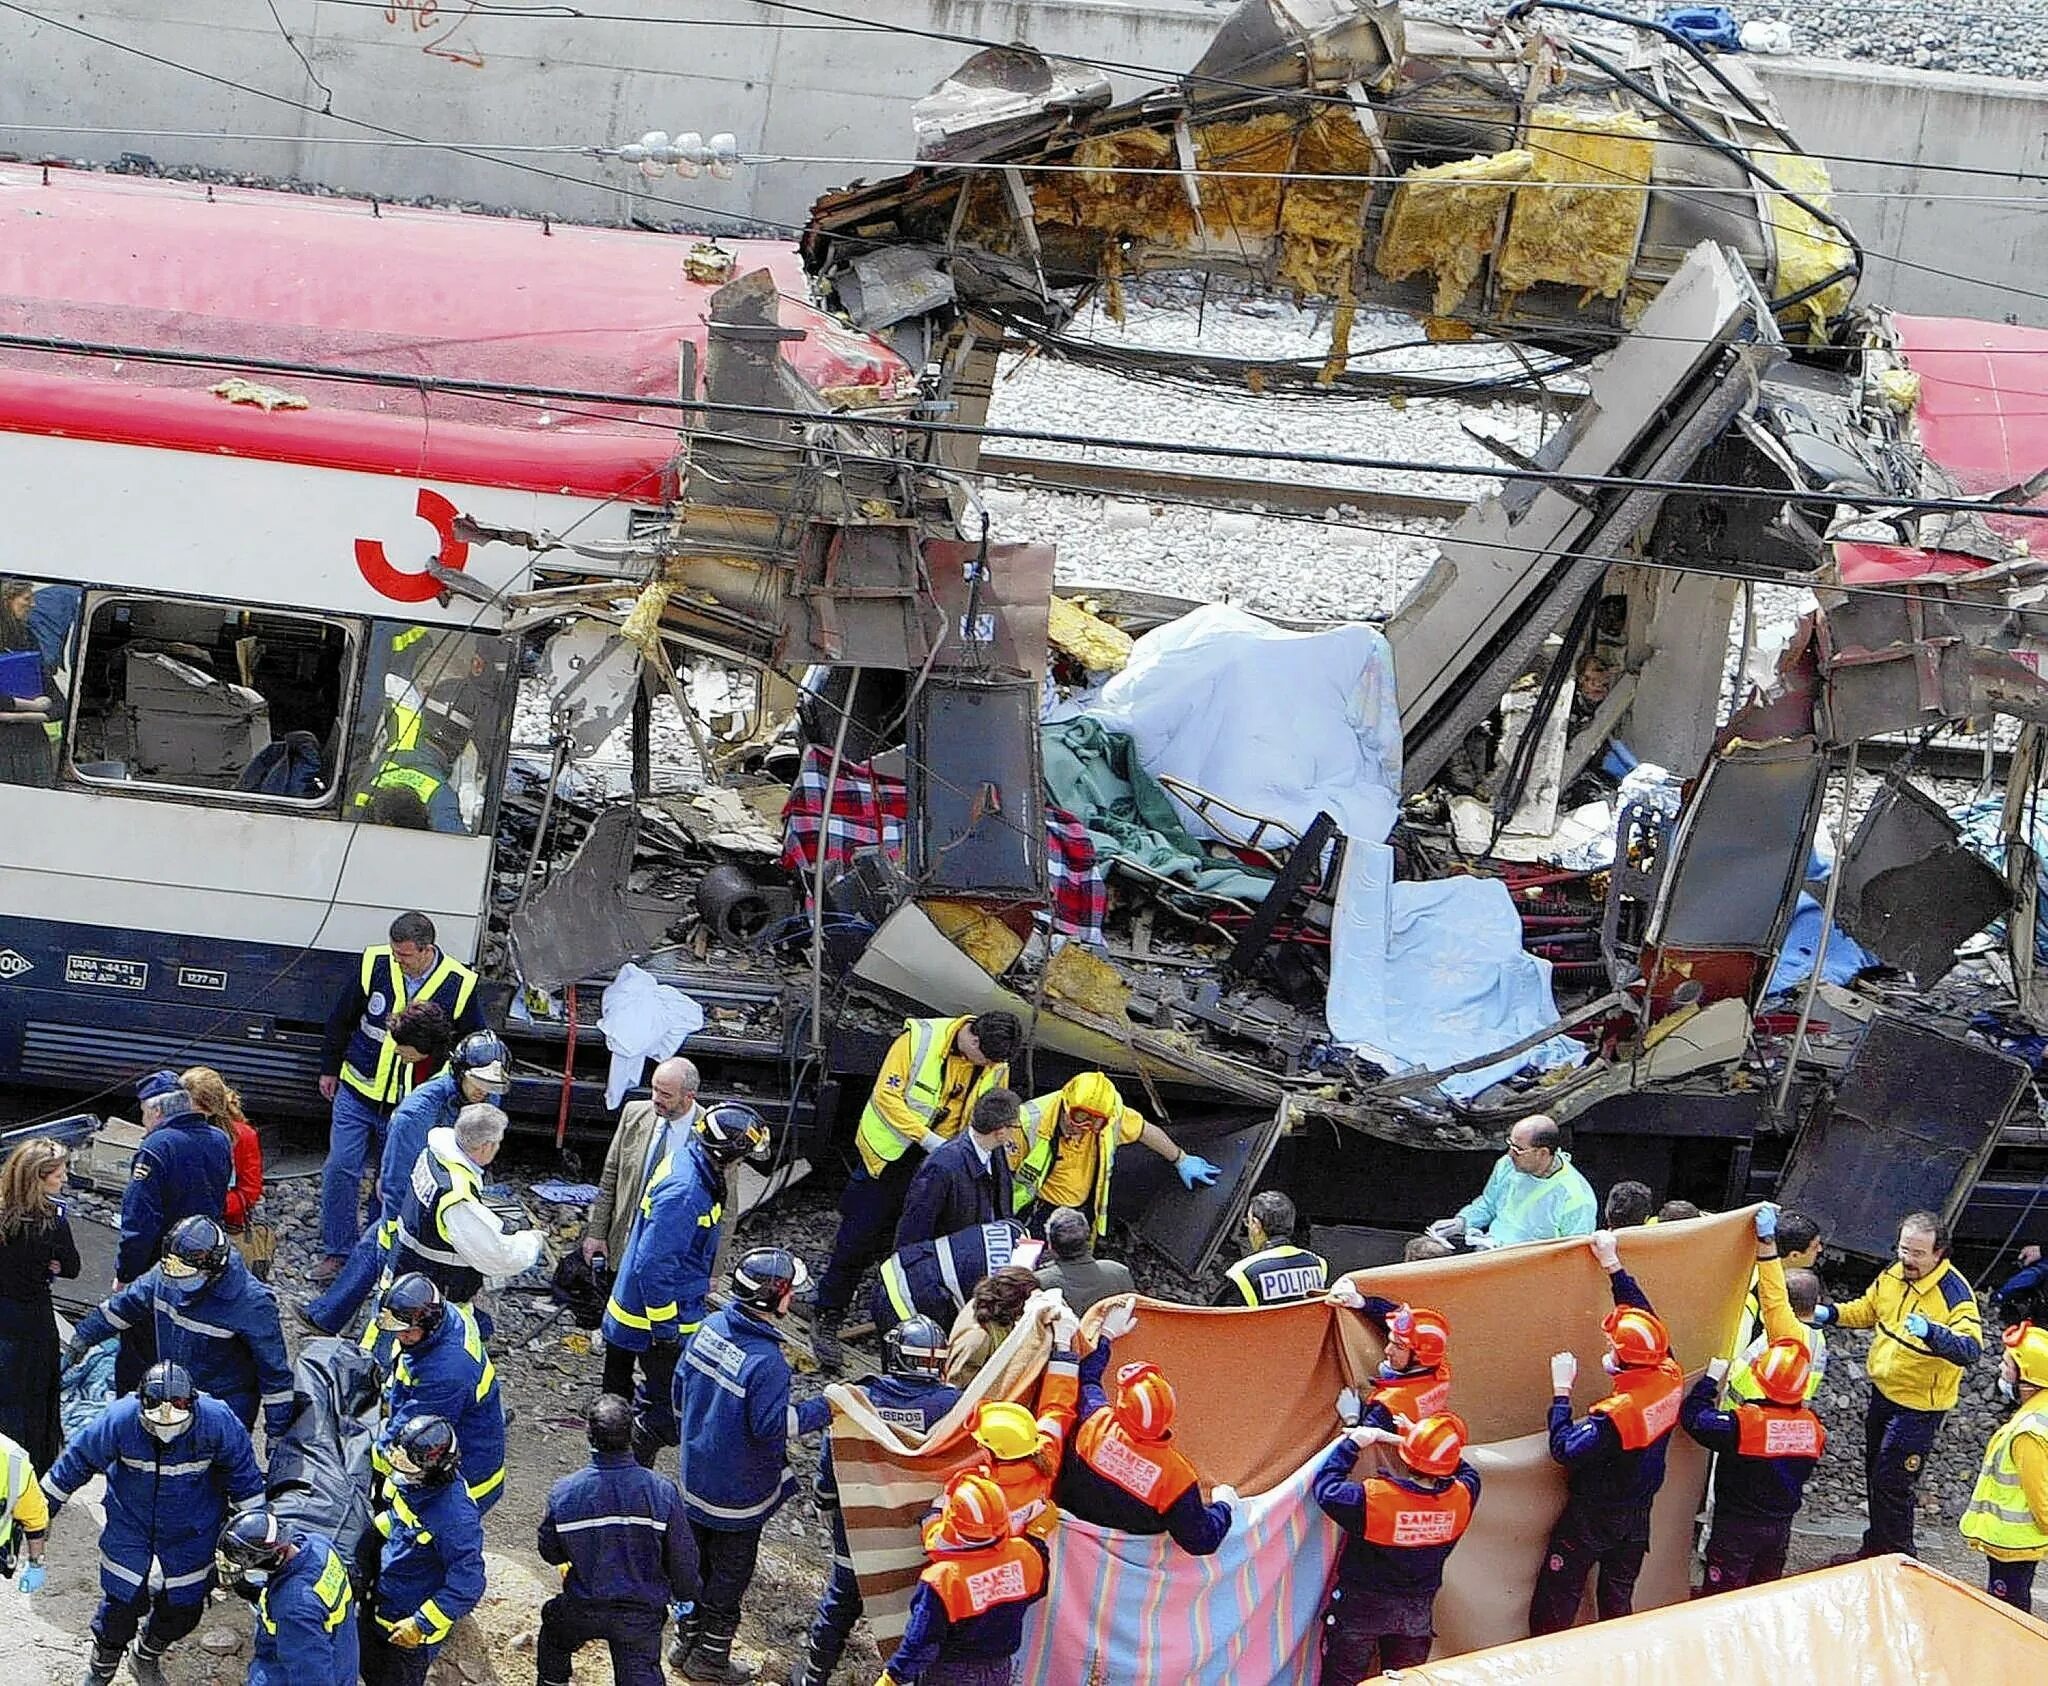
[1, 1, 2042, 322]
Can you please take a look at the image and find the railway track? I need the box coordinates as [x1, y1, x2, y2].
[977, 450, 1475, 523]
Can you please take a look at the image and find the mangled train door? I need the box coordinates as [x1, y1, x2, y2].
[1107, 1097, 1292, 1278]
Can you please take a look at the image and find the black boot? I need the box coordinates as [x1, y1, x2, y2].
[78, 1643, 122, 1686]
[127, 1639, 171, 1686]
[666, 1608, 703, 1672]
[810, 1309, 843, 1374]
[630, 1421, 663, 1470]
[790, 1647, 835, 1686]
[682, 1613, 759, 1684]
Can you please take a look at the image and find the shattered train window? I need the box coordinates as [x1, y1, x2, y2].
[345, 619, 516, 836]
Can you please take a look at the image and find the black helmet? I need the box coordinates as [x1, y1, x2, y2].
[730, 1247, 809, 1314]
[139, 1361, 199, 1439]
[217, 1510, 293, 1575]
[160, 1215, 232, 1286]
[386, 1414, 461, 1487]
[376, 1273, 446, 1342]
[452, 1030, 510, 1091]
[884, 1314, 949, 1381]
[697, 1103, 770, 1166]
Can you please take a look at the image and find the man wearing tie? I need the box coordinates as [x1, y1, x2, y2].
[895, 1091, 1022, 1251]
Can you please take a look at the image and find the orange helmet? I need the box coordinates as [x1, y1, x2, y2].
[931, 1470, 1012, 1551]
[1112, 1361, 1177, 1440]
[1749, 1338, 1813, 1406]
[1401, 1412, 1468, 1478]
[1602, 1305, 1670, 1368]
[1387, 1304, 1450, 1369]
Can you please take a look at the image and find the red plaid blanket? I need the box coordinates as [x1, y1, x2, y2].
[781, 746, 1105, 944]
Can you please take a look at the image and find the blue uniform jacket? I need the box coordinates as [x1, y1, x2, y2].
[374, 1477, 486, 1645]
[1679, 1376, 1820, 1523]
[250, 1529, 359, 1686]
[676, 1306, 811, 1531]
[538, 1449, 700, 1610]
[1055, 1342, 1232, 1555]
[118, 1111, 233, 1281]
[886, 1537, 1051, 1681]
[1547, 1269, 1671, 1514]
[385, 1304, 506, 1514]
[377, 1071, 464, 1230]
[815, 1374, 959, 1563]
[894, 1133, 1013, 1251]
[1312, 1436, 1481, 1596]
[603, 1138, 724, 1354]
[77, 1252, 294, 1437]
[45, 1395, 263, 1601]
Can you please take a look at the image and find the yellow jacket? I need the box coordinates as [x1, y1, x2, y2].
[1832, 1259, 1982, 1412]
[855, 1016, 1010, 1177]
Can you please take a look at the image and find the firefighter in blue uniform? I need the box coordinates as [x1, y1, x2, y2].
[537, 1394, 700, 1686]
[1682, 1339, 1828, 1592]
[876, 1469, 1051, 1686]
[603, 1103, 768, 1466]
[672, 1247, 833, 1684]
[1311, 1412, 1481, 1680]
[316, 909, 486, 1280]
[793, 1314, 962, 1686]
[44, 1361, 265, 1686]
[1528, 1230, 1682, 1634]
[873, 1219, 1029, 1332]
[363, 1414, 486, 1686]
[118, 1070, 234, 1285]
[374, 1274, 507, 1515]
[384, 1104, 544, 1332]
[70, 1215, 294, 1437]
[217, 1508, 360, 1686]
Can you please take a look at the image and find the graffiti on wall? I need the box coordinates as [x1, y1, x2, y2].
[380, 2, 486, 69]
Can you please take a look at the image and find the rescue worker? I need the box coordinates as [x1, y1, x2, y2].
[793, 1315, 963, 1686]
[876, 1470, 1051, 1686]
[68, 1214, 293, 1438]
[1728, 1205, 1826, 1405]
[1427, 1116, 1596, 1252]
[296, 1014, 485, 1336]
[813, 1012, 1023, 1369]
[117, 1070, 234, 1284]
[1813, 1209, 1982, 1560]
[1215, 1190, 1328, 1307]
[1731, 1207, 1822, 1361]
[374, 1274, 507, 1515]
[895, 1089, 1022, 1251]
[363, 1414, 486, 1686]
[362, 739, 464, 833]
[1311, 1413, 1480, 1680]
[316, 909, 486, 1283]
[1960, 1320, 2048, 1611]
[672, 1247, 833, 1683]
[44, 1361, 265, 1686]
[1011, 1071, 1221, 1239]
[1681, 1340, 1826, 1593]
[1328, 1290, 1453, 1428]
[0, 1426, 50, 1594]
[960, 1304, 1083, 1544]
[217, 1508, 359, 1686]
[537, 1395, 699, 1686]
[875, 1218, 1029, 1332]
[1055, 1306, 1236, 1555]
[1528, 1229, 1680, 1634]
[387, 1103, 545, 1321]
[604, 1102, 769, 1465]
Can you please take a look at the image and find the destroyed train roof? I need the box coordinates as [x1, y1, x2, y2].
[0, 164, 912, 499]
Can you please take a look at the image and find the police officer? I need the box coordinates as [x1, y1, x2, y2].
[387, 1103, 544, 1323]
[1311, 1413, 1480, 1680]
[1528, 1231, 1681, 1634]
[1681, 1340, 1827, 1593]
[813, 1012, 1022, 1368]
[69, 1214, 293, 1437]
[316, 910, 486, 1282]
[604, 1103, 768, 1465]
[1330, 1292, 1453, 1429]
[298, 1016, 491, 1336]
[117, 1070, 233, 1285]
[374, 1274, 507, 1515]
[44, 1362, 265, 1686]
[1012, 1071, 1221, 1239]
[876, 1470, 1051, 1686]
[1215, 1191, 1328, 1307]
[1961, 1320, 2048, 1610]
[793, 1315, 962, 1686]
[874, 1220, 1029, 1333]
[1055, 1307, 1236, 1556]
[218, 1508, 360, 1686]
[672, 1247, 832, 1683]
[538, 1395, 699, 1686]
[364, 1415, 486, 1686]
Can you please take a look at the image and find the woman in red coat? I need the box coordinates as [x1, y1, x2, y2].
[182, 1066, 264, 1229]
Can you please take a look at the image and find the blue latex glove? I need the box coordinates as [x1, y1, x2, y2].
[1904, 1312, 1931, 1339]
[1176, 1153, 1221, 1191]
[1812, 1304, 1837, 1326]
[18, 1562, 44, 1594]
[1755, 1205, 1777, 1242]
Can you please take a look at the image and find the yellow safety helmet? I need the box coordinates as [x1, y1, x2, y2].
[2007, 1321, 2048, 1390]
[1060, 1071, 1121, 1128]
[969, 1401, 1041, 1463]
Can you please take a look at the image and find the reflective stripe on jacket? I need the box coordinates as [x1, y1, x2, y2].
[340, 945, 478, 1105]
[391, 1139, 487, 1305]
[1960, 1394, 2048, 1561]
[373, 1478, 485, 1644]
[384, 1303, 506, 1513]
[855, 1017, 1007, 1174]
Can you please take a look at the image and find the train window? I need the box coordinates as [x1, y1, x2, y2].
[0, 579, 80, 790]
[345, 620, 517, 837]
[66, 595, 352, 806]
